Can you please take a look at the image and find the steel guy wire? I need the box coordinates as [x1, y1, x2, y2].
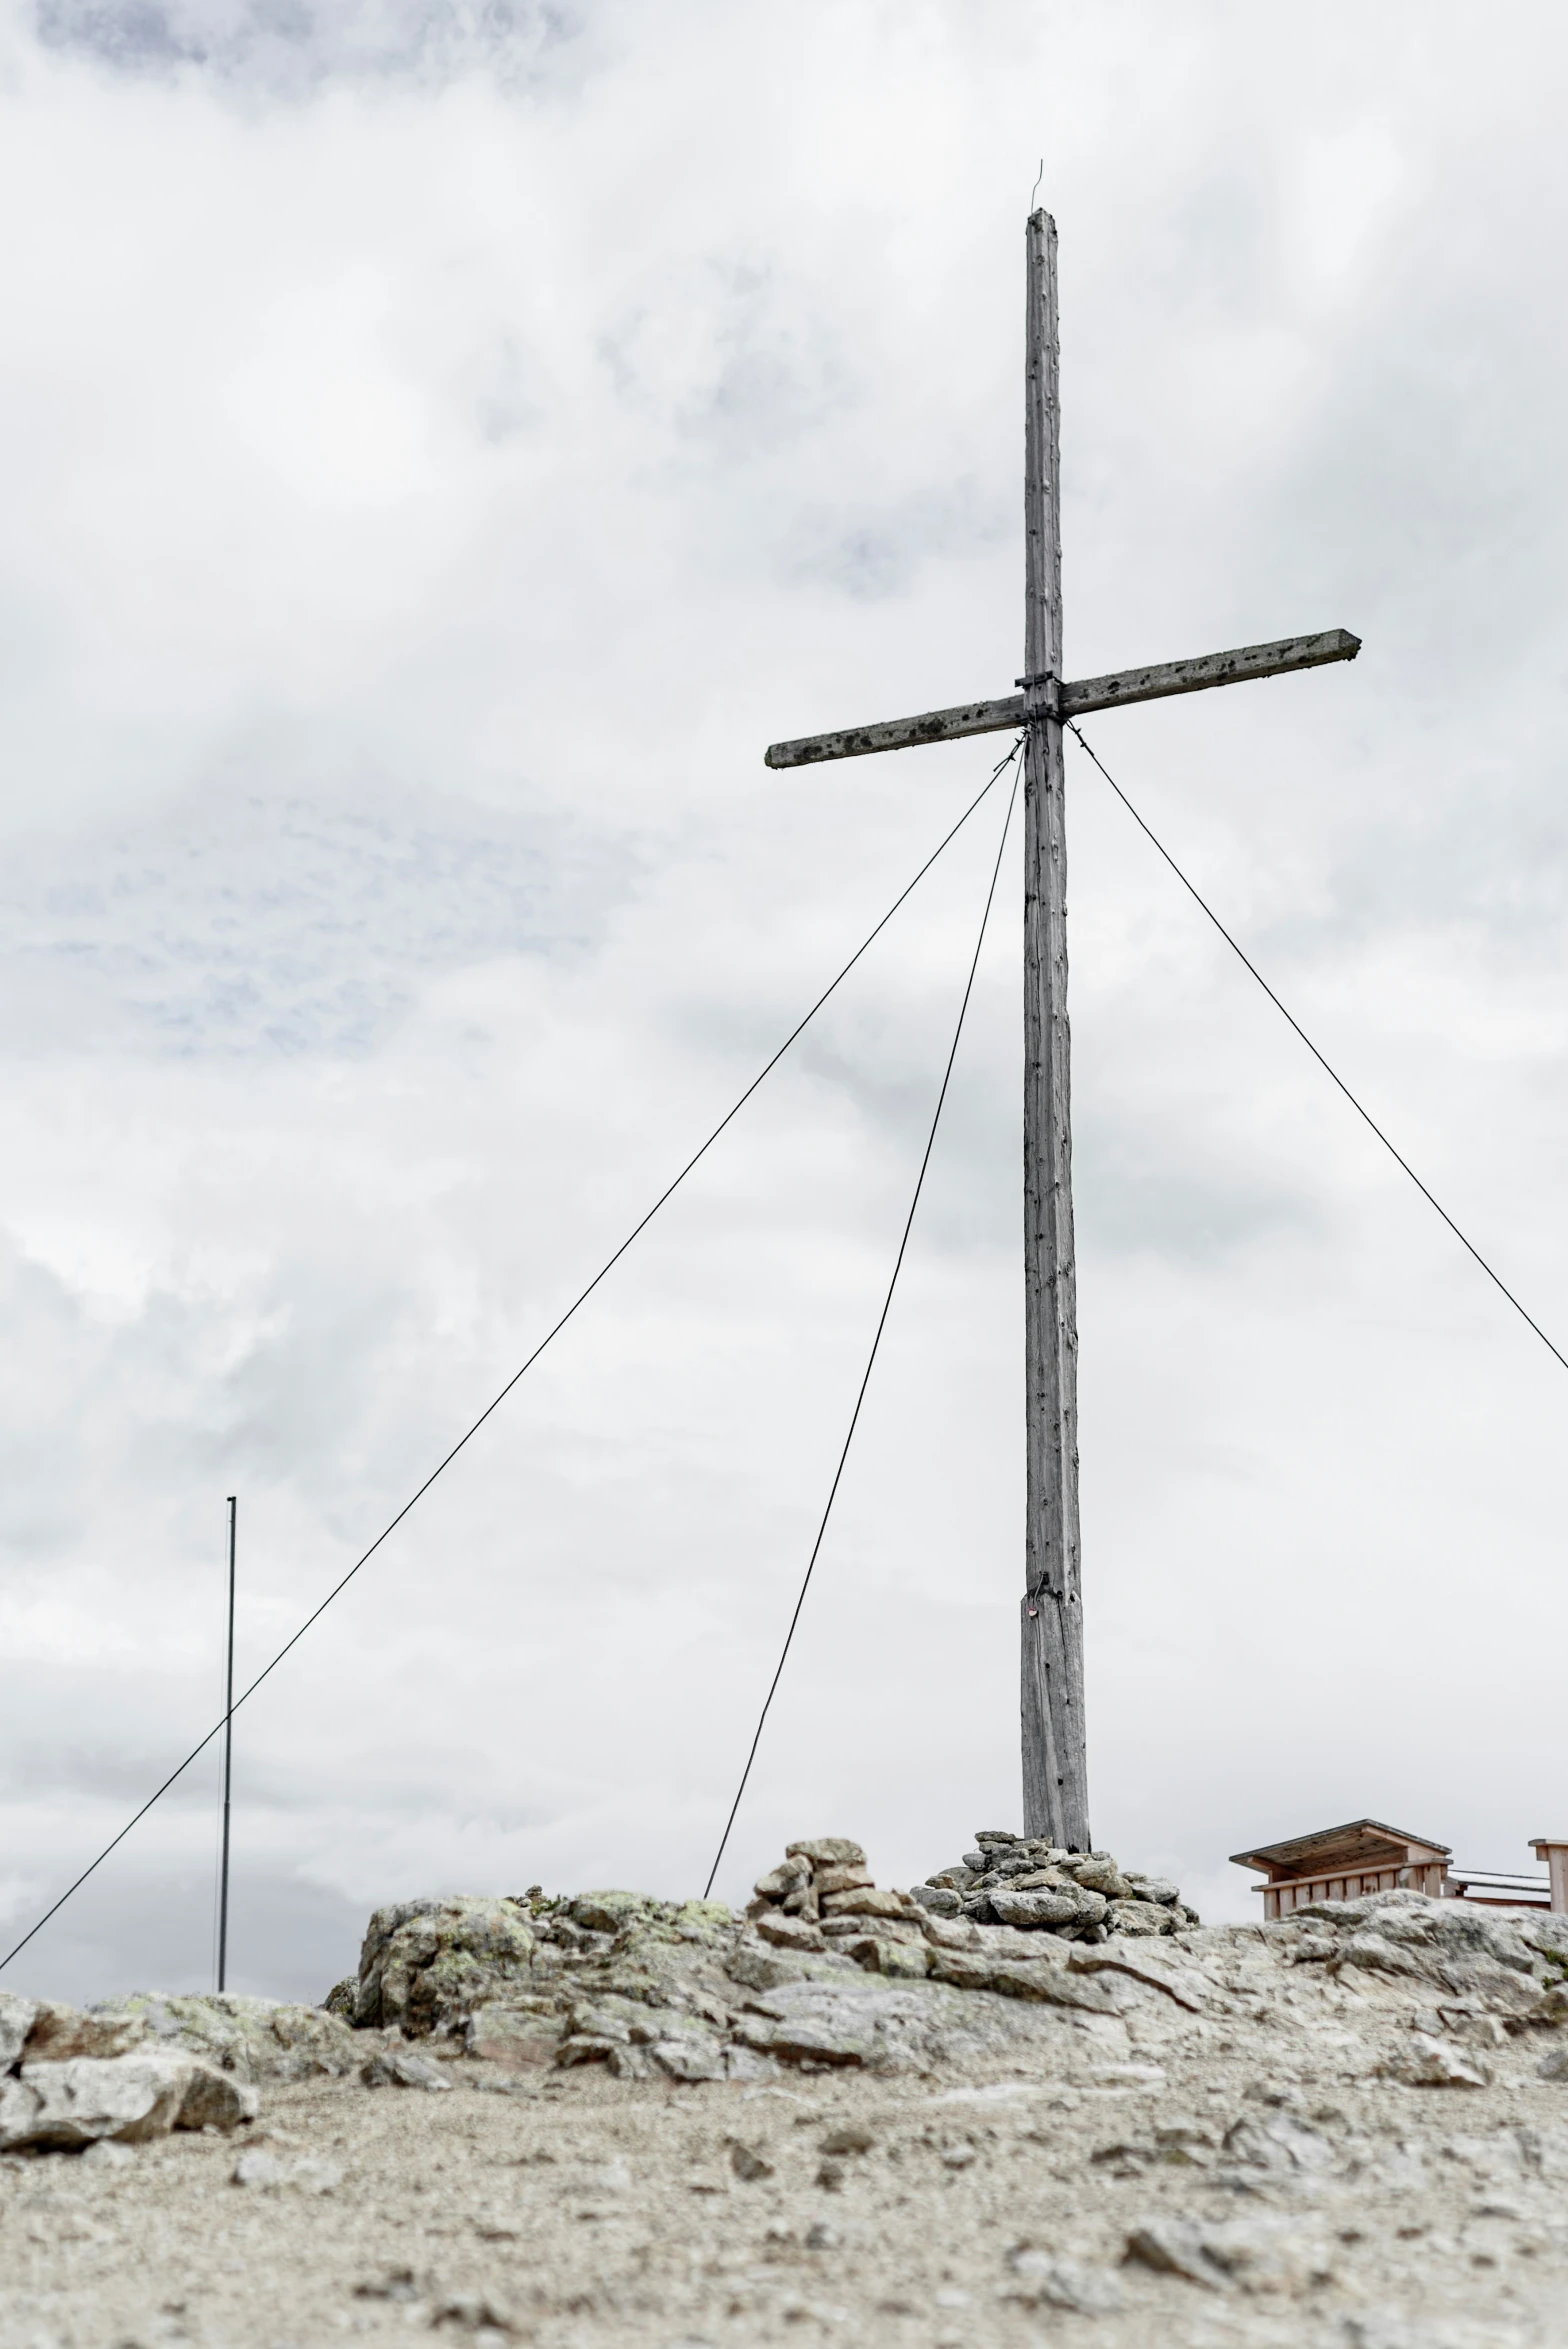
[0, 738, 1024, 1978]
[1068, 719, 1568, 1377]
[703, 758, 1022, 1901]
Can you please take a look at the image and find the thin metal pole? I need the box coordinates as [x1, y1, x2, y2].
[217, 1495, 236, 1995]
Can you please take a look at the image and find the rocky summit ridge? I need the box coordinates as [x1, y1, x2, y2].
[5, 1841, 1568, 2348]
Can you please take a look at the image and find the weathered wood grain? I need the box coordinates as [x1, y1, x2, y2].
[761, 627, 1359, 769]
[1019, 208, 1090, 1854]
[757, 215, 1361, 1868]
[1066, 627, 1360, 717]
[764, 694, 1024, 769]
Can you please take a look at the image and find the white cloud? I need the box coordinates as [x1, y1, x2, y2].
[3, 0, 1568, 2002]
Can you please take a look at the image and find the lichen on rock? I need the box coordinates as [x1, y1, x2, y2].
[355, 1896, 537, 2035]
[87, 1992, 366, 2082]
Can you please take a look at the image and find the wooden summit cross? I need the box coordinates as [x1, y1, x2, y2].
[764, 211, 1360, 1852]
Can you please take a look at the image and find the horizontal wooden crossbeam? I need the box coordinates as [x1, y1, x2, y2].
[763, 627, 1361, 770]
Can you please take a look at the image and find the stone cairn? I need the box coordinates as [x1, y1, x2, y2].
[747, 1830, 1195, 1955]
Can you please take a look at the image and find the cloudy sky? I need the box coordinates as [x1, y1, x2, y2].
[3, 0, 1568, 2006]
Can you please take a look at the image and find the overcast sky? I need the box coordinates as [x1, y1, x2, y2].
[3, 0, 1568, 2006]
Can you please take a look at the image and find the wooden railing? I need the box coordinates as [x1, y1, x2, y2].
[1255, 1861, 1447, 1920]
[1446, 1868, 1551, 1909]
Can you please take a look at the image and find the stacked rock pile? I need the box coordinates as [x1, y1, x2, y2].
[745, 1832, 1194, 1956]
[913, 1830, 1197, 1941]
[746, 1837, 931, 1962]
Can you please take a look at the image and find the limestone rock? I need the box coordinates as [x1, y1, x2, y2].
[923, 1832, 1186, 1940]
[569, 1890, 666, 1937]
[24, 2002, 149, 2062]
[754, 1859, 810, 1900]
[1222, 2110, 1337, 2175]
[920, 1913, 981, 1951]
[822, 1913, 924, 1945]
[1126, 2214, 1334, 2294]
[175, 2061, 261, 2131]
[1069, 1946, 1211, 2014]
[990, 1887, 1099, 1929]
[910, 1884, 962, 1917]
[1125, 1874, 1181, 1906]
[356, 1896, 536, 2034]
[1007, 2251, 1124, 2315]
[99, 1991, 363, 2083]
[464, 2007, 565, 2068]
[986, 1959, 1121, 2012]
[757, 1911, 825, 1953]
[736, 2014, 873, 2067]
[0, 2050, 237, 2150]
[785, 1838, 866, 1869]
[820, 1887, 907, 1920]
[1384, 2032, 1491, 2089]
[844, 1937, 929, 1980]
[1298, 1891, 1543, 2014]
[813, 1863, 873, 1896]
[361, 2045, 455, 2090]
[1108, 1898, 1173, 1937]
[651, 2037, 725, 2082]
[1070, 1855, 1132, 1900]
[0, 1990, 38, 2069]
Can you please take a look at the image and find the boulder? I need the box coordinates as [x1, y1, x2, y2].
[356, 1896, 536, 2034]
[24, 2002, 148, 2062]
[90, 1992, 364, 2082]
[0, 2051, 255, 2151]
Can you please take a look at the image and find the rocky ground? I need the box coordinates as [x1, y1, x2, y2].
[4, 1841, 1568, 2349]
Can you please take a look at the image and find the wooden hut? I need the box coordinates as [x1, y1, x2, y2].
[1230, 1818, 1451, 1919]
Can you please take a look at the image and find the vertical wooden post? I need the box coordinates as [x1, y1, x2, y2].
[1532, 1839, 1568, 1915]
[217, 1494, 236, 1994]
[1020, 209, 1089, 1850]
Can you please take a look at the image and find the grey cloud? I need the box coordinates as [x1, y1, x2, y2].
[1, 1858, 365, 2007]
[0, 775, 628, 1061]
[35, 0, 580, 92]
[5, 0, 1568, 2007]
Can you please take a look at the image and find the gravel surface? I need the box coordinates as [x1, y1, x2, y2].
[6, 1901, 1568, 2349]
